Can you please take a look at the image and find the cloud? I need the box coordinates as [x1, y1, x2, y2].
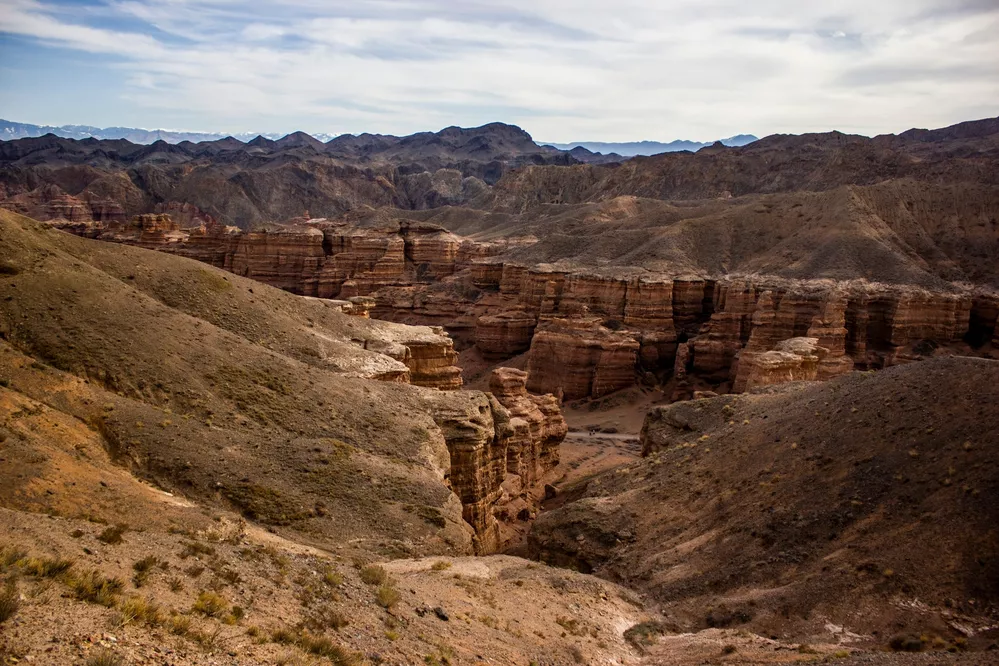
[0, 0, 997, 140]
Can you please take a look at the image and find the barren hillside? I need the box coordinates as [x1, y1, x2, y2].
[530, 358, 999, 653]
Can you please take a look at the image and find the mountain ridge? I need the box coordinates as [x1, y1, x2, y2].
[1, 117, 758, 156]
[542, 134, 759, 156]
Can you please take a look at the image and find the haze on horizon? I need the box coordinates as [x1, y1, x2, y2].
[0, 0, 997, 143]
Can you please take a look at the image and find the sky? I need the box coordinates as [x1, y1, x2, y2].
[0, 0, 997, 142]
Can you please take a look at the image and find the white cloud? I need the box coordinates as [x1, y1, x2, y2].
[0, 0, 997, 140]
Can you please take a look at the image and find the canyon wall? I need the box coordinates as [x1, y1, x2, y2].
[425, 368, 567, 553]
[53, 214, 997, 400]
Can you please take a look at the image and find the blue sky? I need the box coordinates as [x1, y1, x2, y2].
[1, 0, 997, 141]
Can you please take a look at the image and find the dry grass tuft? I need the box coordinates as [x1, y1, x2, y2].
[20, 555, 75, 578]
[192, 590, 229, 618]
[132, 555, 161, 587]
[296, 631, 361, 665]
[86, 649, 123, 666]
[118, 595, 162, 626]
[359, 564, 387, 585]
[376, 584, 401, 609]
[169, 614, 192, 636]
[66, 569, 124, 607]
[0, 581, 20, 623]
[96, 524, 128, 545]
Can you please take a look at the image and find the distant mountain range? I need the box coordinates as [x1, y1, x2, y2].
[542, 135, 758, 156]
[0, 119, 339, 144]
[0, 118, 756, 155]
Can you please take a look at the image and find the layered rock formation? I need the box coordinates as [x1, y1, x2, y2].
[474, 310, 537, 358]
[737, 337, 827, 391]
[526, 318, 640, 400]
[422, 367, 567, 552]
[404, 328, 463, 389]
[24, 116, 998, 402]
[489, 368, 567, 487]
[44, 208, 999, 398]
[58, 210, 993, 398]
[424, 391, 512, 552]
[807, 294, 855, 380]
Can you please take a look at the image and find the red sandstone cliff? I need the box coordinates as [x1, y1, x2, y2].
[49, 210, 998, 400]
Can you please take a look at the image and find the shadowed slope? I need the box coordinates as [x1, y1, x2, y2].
[530, 357, 999, 645]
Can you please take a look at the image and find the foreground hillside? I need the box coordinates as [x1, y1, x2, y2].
[0, 209, 484, 555]
[0, 210, 660, 664]
[531, 358, 999, 654]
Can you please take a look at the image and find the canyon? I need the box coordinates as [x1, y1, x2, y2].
[30, 199, 999, 401]
[4, 118, 995, 404]
[2, 116, 999, 664]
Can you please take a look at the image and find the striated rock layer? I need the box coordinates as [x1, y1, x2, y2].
[526, 318, 641, 400]
[475, 310, 538, 359]
[489, 367, 567, 487]
[52, 213, 997, 400]
[423, 368, 567, 553]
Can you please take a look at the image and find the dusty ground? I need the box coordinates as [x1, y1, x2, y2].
[0, 508, 654, 666]
[563, 388, 666, 436]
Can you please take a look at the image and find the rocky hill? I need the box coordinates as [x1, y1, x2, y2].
[494, 117, 999, 207]
[0, 123, 577, 229]
[0, 209, 584, 555]
[530, 357, 999, 652]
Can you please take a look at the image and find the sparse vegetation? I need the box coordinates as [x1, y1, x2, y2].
[118, 595, 162, 626]
[430, 560, 452, 571]
[360, 564, 387, 585]
[20, 554, 75, 578]
[96, 524, 128, 545]
[132, 555, 160, 586]
[192, 590, 229, 618]
[624, 620, 669, 651]
[376, 584, 401, 609]
[889, 634, 924, 652]
[66, 569, 124, 606]
[556, 615, 586, 636]
[184, 563, 206, 578]
[322, 568, 344, 587]
[270, 627, 359, 665]
[0, 545, 27, 568]
[86, 649, 124, 666]
[0, 581, 20, 623]
[168, 614, 192, 635]
[179, 540, 215, 559]
[298, 631, 360, 665]
[303, 604, 349, 631]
